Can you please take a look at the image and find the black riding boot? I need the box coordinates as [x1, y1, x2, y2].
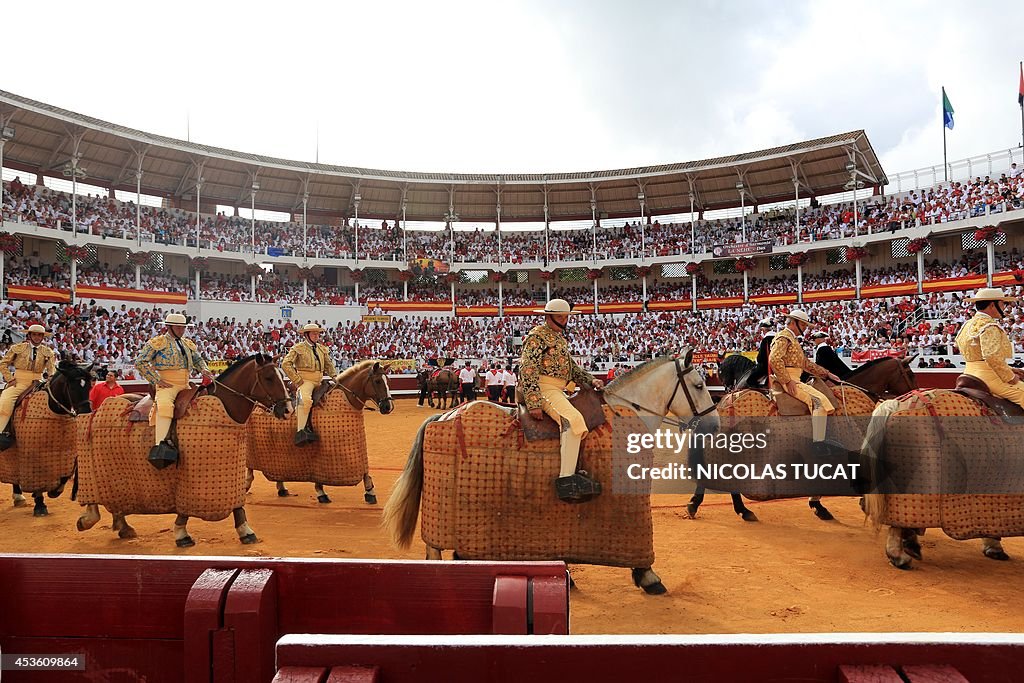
[555, 471, 602, 503]
[148, 440, 179, 469]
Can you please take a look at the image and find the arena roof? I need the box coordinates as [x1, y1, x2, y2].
[0, 90, 887, 224]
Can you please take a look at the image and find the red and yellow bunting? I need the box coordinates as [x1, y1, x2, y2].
[75, 285, 187, 305]
[6, 285, 71, 303]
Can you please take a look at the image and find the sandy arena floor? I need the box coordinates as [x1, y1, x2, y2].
[1, 398, 1021, 634]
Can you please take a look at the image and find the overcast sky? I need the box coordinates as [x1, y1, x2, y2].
[3, 0, 1023, 180]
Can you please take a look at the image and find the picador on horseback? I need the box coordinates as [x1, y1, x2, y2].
[768, 309, 847, 456]
[282, 322, 337, 446]
[0, 324, 57, 451]
[134, 313, 214, 466]
[954, 287, 1024, 408]
[519, 299, 605, 503]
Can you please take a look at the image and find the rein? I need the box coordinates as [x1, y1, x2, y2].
[207, 362, 277, 414]
[604, 357, 716, 431]
[46, 375, 87, 417]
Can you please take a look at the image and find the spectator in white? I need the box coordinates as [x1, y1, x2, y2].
[502, 364, 517, 402]
[484, 362, 504, 402]
[458, 361, 477, 404]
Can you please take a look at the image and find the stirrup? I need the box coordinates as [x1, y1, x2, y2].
[148, 440, 179, 470]
[812, 438, 849, 458]
[555, 471, 602, 503]
[294, 426, 319, 447]
[0, 432, 13, 451]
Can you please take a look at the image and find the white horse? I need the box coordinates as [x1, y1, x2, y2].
[384, 349, 719, 595]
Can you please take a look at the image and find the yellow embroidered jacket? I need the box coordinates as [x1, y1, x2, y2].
[0, 341, 57, 383]
[768, 327, 828, 384]
[134, 333, 209, 385]
[281, 340, 337, 385]
[955, 311, 1015, 384]
[519, 323, 594, 409]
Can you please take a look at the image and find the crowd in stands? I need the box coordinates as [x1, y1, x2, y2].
[5, 165, 1022, 264]
[3, 283, 1023, 382]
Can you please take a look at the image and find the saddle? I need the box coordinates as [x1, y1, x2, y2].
[12, 381, 44, 413]
[311, 379, 336, 408]
[516, 384, 607, 442]
[769, 377, 835, 416]
[953, 374, 1024, 420]
[126, 385, 203, 423]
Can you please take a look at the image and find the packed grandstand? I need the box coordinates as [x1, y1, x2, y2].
[1, 90, 1024, 378]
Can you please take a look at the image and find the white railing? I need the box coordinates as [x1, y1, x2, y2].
[887, 147, 1023, 193]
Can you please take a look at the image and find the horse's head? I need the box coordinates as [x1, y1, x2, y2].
[50, 360, 95, 415]
[337, 361, 395, 414]
[216, 354, 291, 419]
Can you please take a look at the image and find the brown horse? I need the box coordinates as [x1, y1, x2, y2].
[426, 367, 459, 409]
[2, 360, 94, 517]
[76, 354, 290, 547]
[863, 391, 1024, 568]
[246, 360, 395, 504]
[688, 357, 920, 522]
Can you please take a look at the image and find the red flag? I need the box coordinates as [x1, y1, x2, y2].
[1019, 62, 1024, 106]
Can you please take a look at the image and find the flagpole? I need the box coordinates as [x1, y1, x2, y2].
[1019, 62, 1024, 153]
[942, 86, 948, 182]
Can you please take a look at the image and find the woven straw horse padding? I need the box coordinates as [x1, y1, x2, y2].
[77, 395, 247, 521]
[247, 390, 368, 486]
[704, 385, 874, 500]
[874, 390, 1024, 540]
[420, 402, 654, 568]
[0, 392, 76, 494]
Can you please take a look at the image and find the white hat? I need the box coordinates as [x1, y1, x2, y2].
[301, 323, 326, 334]
[967, 287, 1018, 303]
[163, 313, 192, 326]
[24, 323, 48, 335]
[785, 309, 812, 324]
[758, 318, 773, 327]
[533, 299, 581, 315]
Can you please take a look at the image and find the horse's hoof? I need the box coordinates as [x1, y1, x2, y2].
[239, 533, 258, 545]
[903, 542, 923, 561]
[740, 510, 759, 523]
[888, 555, 913, 570]
[809, 502, 834, 521]
[317, 494, 331, 504]
[175, 536, 196, 548]
[13, 497, 28, 508]
[983, 548, 1010, 561]
[277, 488, 290, 497]
[641, 581, 668, 596]
[118, 526, 138, 540]
[685, 503, 699, 519]
[364, 493, 377, 505]
[33, 507, 48, 517]
[77, 517, 95, 532]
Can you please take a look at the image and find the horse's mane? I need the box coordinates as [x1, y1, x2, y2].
[851, 356, 895, 372]
[338, 359, 378, 382]
[606, 355, 675, 392]
[218, 353, 273, 381]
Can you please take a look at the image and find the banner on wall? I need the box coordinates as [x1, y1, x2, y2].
[711, 240, 773, 257]
[851, 349, 906, 362]
[381, 358, 417, 373]
[361, 315, 392, 323]
[691, 351, 722, 364]
[409, 258, 449, 274]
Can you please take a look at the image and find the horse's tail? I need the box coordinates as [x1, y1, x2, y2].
[861, 398, 903, 529]
[383, 413, 442, 548]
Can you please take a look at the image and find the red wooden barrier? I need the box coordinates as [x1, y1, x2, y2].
[0, 554, 568, 682]
[274, 634, 1024, 683]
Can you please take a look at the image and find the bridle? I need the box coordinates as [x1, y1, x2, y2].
[207, 360, 287, 414]
[45, 372, 91, 417]
[604, 356, 717, 431]
[336, 369, 393, 412]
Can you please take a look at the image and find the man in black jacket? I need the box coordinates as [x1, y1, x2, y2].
[746, 318, 775, 388]
[811, 331, 853, 380]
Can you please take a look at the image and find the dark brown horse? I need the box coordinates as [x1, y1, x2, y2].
[688, 356, 920, 523]
[76, 354, 291, 547]
[426, 367, 459, 409]
[4, 360, 94, 516]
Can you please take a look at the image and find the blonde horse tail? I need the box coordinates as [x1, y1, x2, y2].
[383, 413, 442, 549]
[862, 398, 903, 529]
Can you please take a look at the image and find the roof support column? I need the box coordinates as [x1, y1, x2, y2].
[353, 192, 361, 263]
[543, 186, 550, 267]
[589, 185, 598, 263]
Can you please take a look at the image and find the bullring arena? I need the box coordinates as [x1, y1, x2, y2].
[4, 22, 1024, 679]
